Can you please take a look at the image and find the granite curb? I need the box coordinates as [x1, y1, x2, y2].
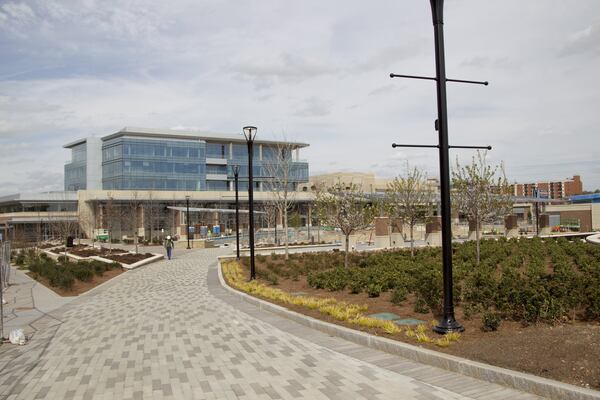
[217, 255, 600, 400]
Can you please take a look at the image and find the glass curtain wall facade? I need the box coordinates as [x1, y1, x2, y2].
[226, 143, 309, 192]
[64, 143, 87, 191]
[102, 137, 206, 190]
[65, 130, 309, 192]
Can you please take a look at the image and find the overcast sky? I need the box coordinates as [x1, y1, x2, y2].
[1, 0, 599, 195]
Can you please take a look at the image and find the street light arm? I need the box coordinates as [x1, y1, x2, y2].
[392, 143, 491, 150]
[390, 73, 488, 86]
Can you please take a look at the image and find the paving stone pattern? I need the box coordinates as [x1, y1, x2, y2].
[0, 249, 544, 399]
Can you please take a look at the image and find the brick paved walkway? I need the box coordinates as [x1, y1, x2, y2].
[0, 249, 544, 399]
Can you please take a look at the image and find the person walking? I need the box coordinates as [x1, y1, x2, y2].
[164, 235, 174, 260]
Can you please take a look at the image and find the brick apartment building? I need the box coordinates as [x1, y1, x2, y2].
[513, 175, 583, 199]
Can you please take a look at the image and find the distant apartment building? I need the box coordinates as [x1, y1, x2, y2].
[512, 175, 582, 199]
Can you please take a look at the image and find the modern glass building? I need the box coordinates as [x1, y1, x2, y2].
[64, 137, 102, 191]
[64, 127, 309, 192]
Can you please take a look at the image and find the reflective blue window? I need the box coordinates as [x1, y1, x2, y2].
[206, 142, 227, 159]
[102, 137, 206, 191]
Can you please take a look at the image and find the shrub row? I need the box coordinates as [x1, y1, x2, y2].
[246, 237, 600, 324]
[27, 253, 121, 291]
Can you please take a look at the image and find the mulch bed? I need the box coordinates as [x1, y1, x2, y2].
[101, 253, 155, 265]
[27, 268, 124, 297]
[236, 262, 600, 390]
[49, 246, 129, 257]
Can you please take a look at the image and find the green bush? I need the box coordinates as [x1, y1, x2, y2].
[366, 283, 382, 298]
[349, 280, 363, 294]
[50, 272, 75, 291]
[15, 250, 26, 266]
[413, 298, 429, 314]
[257, 269, 278, 285]
[481, 311, 501, 332]
[245, 237, 600, 324]
[391, 287, 408, 305]
[70, 264, 94, 282]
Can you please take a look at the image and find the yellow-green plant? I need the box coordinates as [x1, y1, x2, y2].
[416, 333, 432, 343]
[223, 260, 455, 346]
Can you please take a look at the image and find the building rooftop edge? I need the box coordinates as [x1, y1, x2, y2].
[78, 126, 310, 148]
[63, 138, 87, 149]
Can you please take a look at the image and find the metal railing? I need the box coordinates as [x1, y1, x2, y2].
[1, 241, 11, 339]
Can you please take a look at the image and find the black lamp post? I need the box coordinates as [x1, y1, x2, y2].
[389, 0, 491, 334]
[428, 0, 463, 334]
[185, 195, 191, 249]
[243, 126, 257, 280]
[233, 165, 240, 259]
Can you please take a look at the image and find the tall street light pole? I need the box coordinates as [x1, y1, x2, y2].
[429, 0, 462, 334]
[185, 195, 191, 249]
[243, 126, 257, 280]
[390, 0, 490, 334]
[234, 165, 240, 260]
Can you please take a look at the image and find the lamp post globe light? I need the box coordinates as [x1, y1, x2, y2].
[185, 195, 191, 250]
[243, 126, 257, 280]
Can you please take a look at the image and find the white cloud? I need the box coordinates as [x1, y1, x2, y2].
[1, 0, 600, 194]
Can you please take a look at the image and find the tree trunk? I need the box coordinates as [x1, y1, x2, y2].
[410, 223, 415, 257]
[283, 209, 289, 260]
[475, 220, 481, 265]
[344, 234, 350, 268]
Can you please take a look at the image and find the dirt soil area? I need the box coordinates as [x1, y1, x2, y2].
[51, 246, 129, 257]
[28, 268, 124, 297]
[237, 263, 600, 390]
[102, 253, 155, 265]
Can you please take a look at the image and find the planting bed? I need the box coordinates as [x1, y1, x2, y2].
[18, 250, 124, 296]
[49, 246, 129, 257]
[230, 237, 600, 390]
[101, 252, 155, 264]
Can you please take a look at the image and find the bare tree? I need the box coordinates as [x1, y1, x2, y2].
[315, 182, 375, 268]
[49, 207, 79, 263]
[128, 191, 142, 254]
[386, 163, 435, 256]
[452, 151, 513, 265]
[262, 201, 279, 244]
[104, 193, 122, 254]
[263, 141, 298, 260]
[145, 191, 159, 244]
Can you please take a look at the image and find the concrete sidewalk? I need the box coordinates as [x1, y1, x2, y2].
[0, 249, 547, 399]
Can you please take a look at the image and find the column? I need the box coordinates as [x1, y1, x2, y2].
[425, 216, 442, 246]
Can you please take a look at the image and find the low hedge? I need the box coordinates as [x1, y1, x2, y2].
[27, 254, 121, 291]
[245, 237, 600, 324]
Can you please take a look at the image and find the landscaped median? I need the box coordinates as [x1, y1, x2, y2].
[11, 244, 164, 296]
[217, 238, 600, 400]
[41, 245, 164, 269]
[221, 259, 460, 348]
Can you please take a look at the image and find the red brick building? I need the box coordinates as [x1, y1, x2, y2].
[513, 175, 582, 199]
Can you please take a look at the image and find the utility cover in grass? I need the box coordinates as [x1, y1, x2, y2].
[368, 312, 403, 321]
[291, 292, 308, 296]
[394, 318, 427, 326]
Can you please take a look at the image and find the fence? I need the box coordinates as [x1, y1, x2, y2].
[1, 241, 10, 339]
